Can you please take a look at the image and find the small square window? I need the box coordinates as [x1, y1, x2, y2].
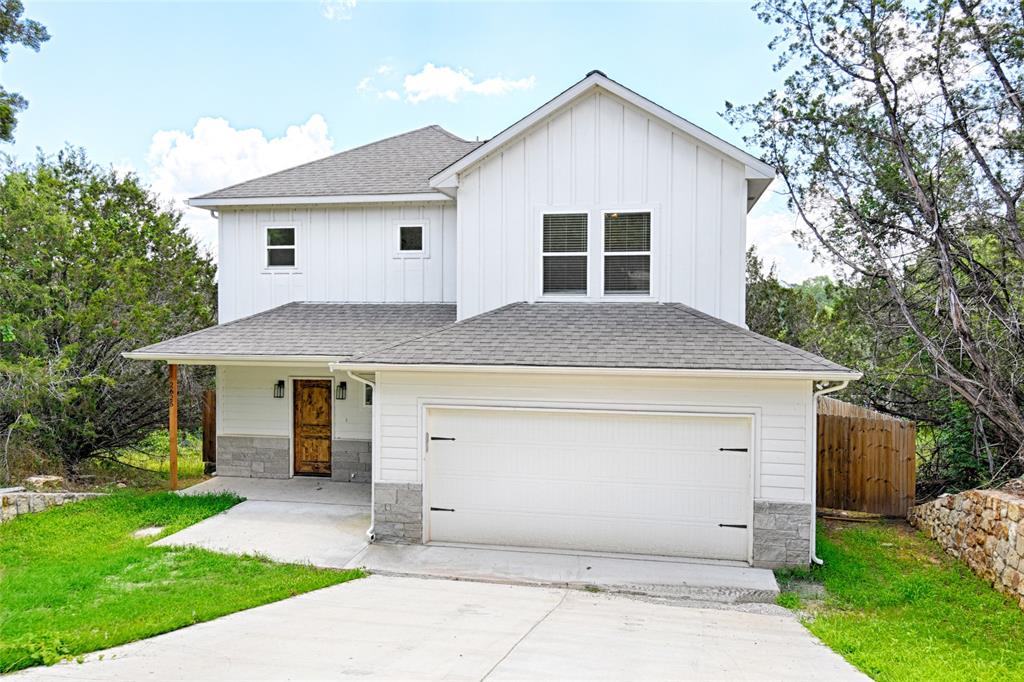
[399, 225, 423, 252]
[266, 226, 296, 268]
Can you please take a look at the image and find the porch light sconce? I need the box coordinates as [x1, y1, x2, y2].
[273, 380, 285, 399]
[335, 381, 347, 401]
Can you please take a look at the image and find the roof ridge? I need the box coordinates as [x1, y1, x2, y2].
[429, 125, 473, 144]
[667, 303, 846, 370]
[350, 301, 525, 361]
[192, 124, 453, 200]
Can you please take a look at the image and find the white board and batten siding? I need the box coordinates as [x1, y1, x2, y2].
[216, 365, 371, 441]
[217, 203, 457, 323]
[375, 371, 815, 503]
[455, 89, 748, 325]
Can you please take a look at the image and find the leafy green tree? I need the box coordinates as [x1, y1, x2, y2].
[0, 148, 216, 479]
[0, 0, 49, 142]
[730, 0, 1024, 479]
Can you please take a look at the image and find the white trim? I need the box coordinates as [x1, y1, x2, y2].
[262, 223, 299, 272]
[420, 400, 758, 564]
[430, 72, 775, 190]
[189, 192, 453, 208]
[393, 220, 430, 259]
[330, 361, 862, 381]
[600, 208, 654, 298]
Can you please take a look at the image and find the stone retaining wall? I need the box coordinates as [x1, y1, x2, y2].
[910, 489, 1024, 609]
[1, 491, 103, 522]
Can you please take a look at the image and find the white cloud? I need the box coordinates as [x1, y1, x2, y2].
[321, 0, 357, 21]
[376, 64, 393, 76]
[380, 89, 400, 101]
[145, 115, 335, 253]
[747, 206, 835, 283]
[403, 63, 536, 103]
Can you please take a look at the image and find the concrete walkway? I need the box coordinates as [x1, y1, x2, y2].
[156, 477, 370, 568]
[13, 575, 868, 681]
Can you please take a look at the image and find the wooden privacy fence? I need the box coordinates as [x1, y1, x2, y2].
[817, 397, 916, 516]
[202, 389, 216, 475]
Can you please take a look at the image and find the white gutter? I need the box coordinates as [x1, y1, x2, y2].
[123, 353, 346, 366]
[344, 371, 378, 543]
[188, 192, 453, 208]
[328, 362, 861, 382]
[810, 380, 850, 566]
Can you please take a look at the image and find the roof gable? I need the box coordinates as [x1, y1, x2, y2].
[430, 72, 775, 200]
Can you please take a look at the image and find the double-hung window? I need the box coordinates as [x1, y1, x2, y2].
[603, 212, 651, 295]
[266, 226, 296, 268]
[542, 213, 588, 295]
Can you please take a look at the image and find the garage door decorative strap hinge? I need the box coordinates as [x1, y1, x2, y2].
[718, 523, 748, 529]
[430, 507, 455, 512]
[718, 447, 748, 452]
[430, 436, 456, 441]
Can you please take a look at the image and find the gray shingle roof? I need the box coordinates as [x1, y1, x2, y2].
[192, 126, 482, 201]
[129, 303, 457, 358]
[351, 302, 855, 374]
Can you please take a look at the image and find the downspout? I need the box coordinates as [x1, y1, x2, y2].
[346, 370, 378, 542]
[810, 380, 849, 565]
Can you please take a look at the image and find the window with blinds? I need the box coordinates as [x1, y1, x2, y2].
[543, 213, 588, 295]
[604, 212, 650, 294]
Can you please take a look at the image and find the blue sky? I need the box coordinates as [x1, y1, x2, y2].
[5, 0, 825, 280]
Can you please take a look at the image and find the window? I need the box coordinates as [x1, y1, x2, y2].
[266, 226, 296, 268]
[395, 222, 427, 257]
[603, 212, 650, 294]
[542, 213, 588, 295]
[363, 384, 373, 406]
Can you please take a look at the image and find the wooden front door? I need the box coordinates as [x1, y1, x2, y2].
[293, 379, 332, 476]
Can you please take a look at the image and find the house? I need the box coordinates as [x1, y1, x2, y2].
[127, 71, 859, 568]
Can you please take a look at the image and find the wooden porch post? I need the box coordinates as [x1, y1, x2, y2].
[169, 363, 178, 491]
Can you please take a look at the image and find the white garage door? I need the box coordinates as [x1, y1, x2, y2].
[425, 408, 752, 561]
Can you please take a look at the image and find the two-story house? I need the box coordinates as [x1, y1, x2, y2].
[128, 72, 859, 567]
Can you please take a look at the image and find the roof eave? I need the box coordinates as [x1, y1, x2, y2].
[429, 72, 776, 191]
[188, 192, 454, 209]
[122, 351, 347, 366]
[327, 361, 862, 382]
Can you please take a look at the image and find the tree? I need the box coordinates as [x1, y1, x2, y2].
[728, 0, 1024, 473]
[0, 148, 216, 479]
[0, 0, 49, 142]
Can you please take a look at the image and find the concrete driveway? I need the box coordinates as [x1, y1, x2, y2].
[14, 574, 866, 681]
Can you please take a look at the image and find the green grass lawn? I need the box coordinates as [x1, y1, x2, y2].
[777, 520, 1024, 681]
[0, 492, 362, 673]
[82, 430, 207, 490]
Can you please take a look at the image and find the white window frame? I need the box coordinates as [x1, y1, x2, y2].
[600, 208, 655, 299]
[394, 220, 429, 259]
[539, 209, 590, 298]
[262, 223, 299, 271]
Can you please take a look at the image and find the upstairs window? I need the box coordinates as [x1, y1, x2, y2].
[542, 213, 588, 295]
[266, 226, 296, 268]
[603, 212, 650, 294]
[395, 221, 428, 258]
